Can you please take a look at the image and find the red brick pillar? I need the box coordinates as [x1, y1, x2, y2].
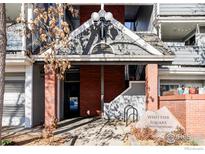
[44, 69, 57, 127]
[145, 64, 158, 111]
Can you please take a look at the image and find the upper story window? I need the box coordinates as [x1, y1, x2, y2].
[124, 5, 153, 32]
[125, 21, 137, 31]
[126, 65, 145, 81]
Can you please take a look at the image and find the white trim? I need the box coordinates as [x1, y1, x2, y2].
[27, 3, 34, 53]
[157, 17, 205, 23]
[101, 3, 104, 10]
[34, 54, 174, 62]
[69, 19, 93, 38]
[6, 55, 34, 65]
[57, 79, 61, 121]
[159, 66, 205, 75]
[5, 65, 26, 73]
[111, 19, 163, 55]
[89, 42, 115, 54]
[25, 65, 33, 128]
[21, 3, 26, 54]
[67, 9, 164, 56]
[159, 66, 205, 80]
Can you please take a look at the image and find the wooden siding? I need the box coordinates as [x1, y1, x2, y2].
[3, 79, 25, 126]
[80, 65, 101, 117]
[104, 65, 126, 102]
[159, 3, 205, 16]
[169, 46, 205, 65]
[80, 5, 124, 24]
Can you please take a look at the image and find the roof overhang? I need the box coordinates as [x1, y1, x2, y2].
[34, 54, 174, 64]
[157, 17, 205, 23]
[6, 54, 34, 65]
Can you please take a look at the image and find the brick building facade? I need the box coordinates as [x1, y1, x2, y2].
[3, 3, 205, 139]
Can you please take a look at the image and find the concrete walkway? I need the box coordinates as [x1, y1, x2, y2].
[2, 117, 130, 146]
[54, 117, 130, 146]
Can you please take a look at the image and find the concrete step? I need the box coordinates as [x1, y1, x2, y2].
[53, 117, 100, 136]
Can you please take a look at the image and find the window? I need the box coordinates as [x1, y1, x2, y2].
[125, 21, 136, 31]
[127, 65, 145, 81]
[185, 35, 195, 45]
[160, 80, 205, 96]
[160, 84, 179, 96]
[124, 5, 153, 31]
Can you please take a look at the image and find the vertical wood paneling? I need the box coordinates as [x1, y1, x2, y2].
[104, 65, 126, 102]
[80, 65, 101, 116]
[80, 5, 125, 24]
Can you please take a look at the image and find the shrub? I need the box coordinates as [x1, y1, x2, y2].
[131, 126, 157, 140]
[0, 140, 15, 146]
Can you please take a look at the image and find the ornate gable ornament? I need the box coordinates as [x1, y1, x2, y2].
[64, 9, 164, 56]
[38, 9, 174, 62]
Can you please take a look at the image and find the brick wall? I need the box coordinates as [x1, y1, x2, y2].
[145, 64, 158, 111]
[80, 5, 125, 24]
[44, 70, 57, 127]
[80, 65, 101, 116]
[159, 96, 186, 129]
[104, 65, 126, 102]
[186, 99, 205, 138]
[159, 94, 205, 138]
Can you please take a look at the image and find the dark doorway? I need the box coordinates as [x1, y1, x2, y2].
[64, 66, 80, 119]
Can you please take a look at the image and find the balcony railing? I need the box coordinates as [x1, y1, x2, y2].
[6, 23, 24, 53]
[158, 3, 205, 16]
[165, 43, 205, 65]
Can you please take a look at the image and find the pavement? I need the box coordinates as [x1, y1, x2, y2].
[3, 117, 204, 146]
[54, 117, 130, 146]
[2, 117, 131, 146]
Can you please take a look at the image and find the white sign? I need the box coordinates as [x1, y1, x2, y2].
[135, 107, 184, 134]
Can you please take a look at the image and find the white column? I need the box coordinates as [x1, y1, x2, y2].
[25, 65, 33, 128]
[21, 3, 26, 54]
[27, 3, 34, 53]
[101, 3, 104, 10]
[57, 79, 61, 121]
[158, 23, 162, 39]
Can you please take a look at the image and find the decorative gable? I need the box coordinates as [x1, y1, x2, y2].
[39, 9, 174, 62]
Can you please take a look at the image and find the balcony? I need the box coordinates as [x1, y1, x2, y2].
[158, 3, 205, 16]
[165, 43, 205, 65]
[6, 23, 25, 53]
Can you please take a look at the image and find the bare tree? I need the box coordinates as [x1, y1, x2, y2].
[17, 4, 78, 79]
[17, 4, 78, 137]
[0, 3, 6, 141]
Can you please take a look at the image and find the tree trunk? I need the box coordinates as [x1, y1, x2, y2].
[0, 3, 6, 141]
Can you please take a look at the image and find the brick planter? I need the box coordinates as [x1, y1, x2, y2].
[159, 94, 205, 138]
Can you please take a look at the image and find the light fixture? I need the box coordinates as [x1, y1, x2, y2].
[91, 12, 100, 22]
[105, 12, 113, 22]
[91, 11, 113, 40]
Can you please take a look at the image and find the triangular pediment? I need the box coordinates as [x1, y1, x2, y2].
[39, 10, 174, 61]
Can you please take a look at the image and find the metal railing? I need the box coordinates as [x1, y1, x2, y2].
[124, 105, 138, 126]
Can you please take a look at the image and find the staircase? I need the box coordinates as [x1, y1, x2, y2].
[103, 81, 146, 121]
